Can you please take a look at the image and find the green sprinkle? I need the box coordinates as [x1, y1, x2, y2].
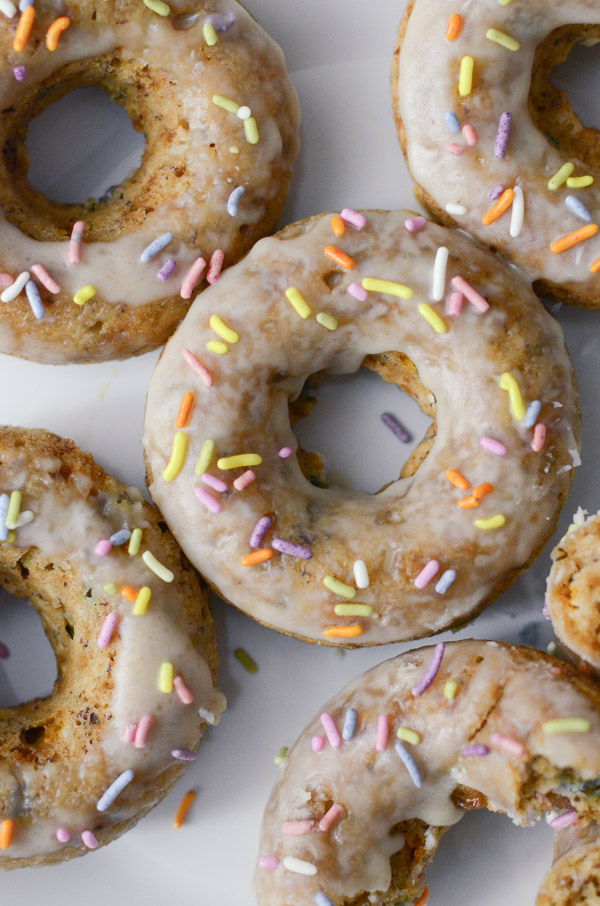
[334, 603, 373, 616]
[274, 746, 289, 766]
[212, 94, 240, 114]
[128, 528, 142, 556]
[542, 718, 591, 734]
[235, 647, 257, 674]
[195, 439, 215, 476]
[103, 583, 119, 595]
[323, 576, 356, 599]
[316, 312, 338, 331]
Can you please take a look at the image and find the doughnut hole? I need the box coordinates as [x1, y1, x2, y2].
[0, 591, 57, 709]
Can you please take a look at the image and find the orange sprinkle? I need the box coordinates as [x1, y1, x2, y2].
[482, 188, 514, 226]
[458, 495, 479, 509]
[240, 548, 273, 567]
[324, 246, 355, 270]
[175, 391, 194, 429]
[445, 13, 462, 41]
[445, 468, 470, 490]
[590, 257, 600, 274]
[322, 624, 364, 639]
[473, 482, 493, 499]
[330, 215, 345, 236]
[415, 889, 429, 906]
[173, 789, 196, 829]
[550, 223, 598, 254]
[45, 16, 70, 51]
[120, 585, 138, 602]
[13, 6, 35, 52]
[0, 819, 14, 850]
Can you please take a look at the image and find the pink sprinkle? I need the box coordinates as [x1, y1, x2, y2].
[81, 830, 98, 849]
[182, 348, 214, 388]
[31, 264, 61, 294]
[480, 436, 507, 456]
[180, 256, 206, 299]
[320, 713, 341, 748]
[414, 559, 440, 589]
[56, 828, 70, 843]
[405, 216, 427, 232]
[448, 291, 464, 315]
[312, 735, 326, 753]
[97, 612, 118, 648]
[319, 803, 343, 832]
[0, 642, 9, 658]
[450, 276, 489, 312]
[347, 282, 368, 302]
[490, 732, 526, 758]
[68, 220, 85, 265]
[340, 208, 366, 230]
[206, 248, 224, 284]
[95, 539, 112, 557]
[259, 855, 279, 870]
[202, 473, 227, 493]
[282, 820, 313, 836]
[194, 485, 222, 514]
[531, 423, 546, 453]
[375, 714, 389, 751]
[233, 469, 255, 491]
[411, 642, 445, 696]
[446, 143, 465, 156]
[173, 674, 194, 704]
[123, 723, 137, 744]
[550, 810, 576, 830]
[278, 446, 293, 459]
[462, 124, 477, 146]
[134, 714, 154, 749]
[0, 274, 13, 287]
[157, 257, 176, 282]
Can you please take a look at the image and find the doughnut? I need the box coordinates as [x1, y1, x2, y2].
[392, 2, 600, 309]
[254, 639, 600, 906]
[143, 209, 579, 646]
[0, 427, 224, 868]
[0, 0, 299, 362]
[538, 822, 600, 905]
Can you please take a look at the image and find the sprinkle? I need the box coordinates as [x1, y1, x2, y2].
[4, 490, 21, 530]
[73, 285, 96, 306]
[206, 339, 228, 354]
[173, 675, 193, 705]
[347, 282, 368, 301]
[395, 741, 423, 787]
[462, 744, 490, 757]
[446, 203, 467, 216]
[445, 143, 465, 156]
[272, 538, 312, 559]
[182, 349, 214, 388]
[458, 495, 478, 509]
[474, 514, 506, 530]
[482, 188, 514, 225]
[140, 232, 173, 263]
[227, 186, 245, 217]
[322, 624, 363, 639]
[206, 249, 224, 284]
[217, 453, 262, 470]
[13, 5, 34, 52]
[324, 246, 354, 270]
[381, 412, 411, 443]
[0, 0, 16, 17]
[157, 258, 176, 282]
[123, 723, 136, 743]
[490, 732, 526, 757]
[397, 727, 422, 745]
[244, 117, 259, 144]
[143, 0, 170, 13]
[56, 828, 70, 843]
[565, 195, 592, 223]
[285, 287, 311, 319]
[104, 583, 119, 596]
[316, 312, 338, 330]
[67, 220, 85, 266]
[314, 895, 334, 906]
[97, 769, 134, 812]
[206, 10, 235, 30]
[175, 392, 194, 429]
[435, 569, 457, 595]
[590, 257, 600, 274]
[334, 603, 373, 616]
[15, 510, 33, 528]
[30, 264, 60, 294]
[542, 717, 591, 734]
[405, 216, 427, 232]
[202, 21, 217, 44]
[458, 56, 474, 97]
[95, 539, 112, 556]
[12, 65, 25, 81]
[489, 184, 505, 201]
[46, 16, 70, 51]
[319, 804, 343, 833]
[278, 446, 293, 459]
[486, 28, 520, 51]
[159, 662, 174, 694]
[250, 516, 272, 549]
[480, 436, 506, 456]
[133, 586, 151, 616]
[432, 246, 449, 301]
[361, 278, 413, 299]
[1, 271, 29, 302]
[97, 613, 118, 648]
[331, 215, 345, 236]
[0, 819, 14, 850]
[312, 735, 326, 753]
[283, 856, 318, 876]
[444, 681, 459, 700]
[445, 12, 462, 41]
[213, 94, 240, 113]
[353, 560, 369, 588]
[412, 643, 445, 697]
[282, 820, 313, 836]
[174, 790, 196, 829]
[120, 586, 137, 602]
[274, 746, 289, 766]
[342, 708, 358, 740]
[340, 209, 366, 230]
[241, 548, 273, 566]
[448, 291, 463, 315]
[195, 440, 215, 476]
[0, 495, 8, 541]
[133, 715, 154, 748]
[171, 748, 196, 761]
[323, 576, 356, 598]
[499, 372, 526, 420]
[128, 528, 142, 556]
[201, 473, 227, 492]
[375, 714, 390, 752]
[550, 223, 598, 253]
[548, 162, 575, 191]
[414, 559, 440, 589]
[259, 855, 279, 870]
[444, 111, 460, 133]
[320, 713, 341, 748]
[523, 400, 541, 429]
[462, 124, 477, 146]
[180, 257, 206, 299]
[445, 469, 469, 490]
[142, 551, 174, 582]
[163, 431, 188, 481]
[415, 889, 429, 906]
[81, 830, 98, 849]
[531, 423, 546, 453]
[567, 175, 594, 188]
[509, 185, 524, 238]
[473, 482, 493, 499]
[549, 811, 576, 830]
[418, 303, 448, 334]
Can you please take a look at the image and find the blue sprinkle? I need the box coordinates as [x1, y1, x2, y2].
[109, 529, 131, 546]
[435, 568, 456, 595]
[227, 185, 245, 217]
[395, 740, 423, 788]
[444, 111, 460, 133]
[97, 769, 134, 812]
[565, 195, 592, 223]
[342, 707, 357, 741]
[140, 232, 173, 263]
[523, 400, 541, 429]
[18, 0, 33, 9]
[25, 280, 45, 320]
[0, 495, 9, 542]
[314, 894, 334, 906]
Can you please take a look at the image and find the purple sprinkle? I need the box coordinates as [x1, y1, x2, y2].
[271, 538, 312, 559]
[249, 515, 272, 549]
[170, 748, 197, 761]
[542, 602, 551, 622]
[13, 66, 26, 82]
[206, 11, 236, 31]
[157, 258, 176, 282]
[462, 744, 490, 757]
[488, 184, 505, 201]
[314, 894, 335, 906]
[411, 643, 445, 697]
[494, 112, 512, 159]
[0, 642, 9, 659]
[381, 412, 411, 443]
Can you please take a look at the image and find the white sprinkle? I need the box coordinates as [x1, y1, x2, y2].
[15, 510, 34, 528]
[1, 271, 29, 303]
[236, 105, 252, 120]
[0, 0, 17, 17]
[283, 856, 318, 876]
[509, 185, 524, 237]
[227, 185, 245, 217]
[446, 203, 467, 216]
[432, 246, 449, 301]
[353, 559, 369, 589]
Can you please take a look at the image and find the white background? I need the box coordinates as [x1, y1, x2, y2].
[1, 1, 600, 903]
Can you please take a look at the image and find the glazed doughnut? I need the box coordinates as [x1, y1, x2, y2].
[0, 0, 299, 362]
[537, 822, 600, 905]
[143, 209, 579, 646]
[254, 639, 600, 906]
[0, 427, 224, 868]
[393, 1, 600, 309]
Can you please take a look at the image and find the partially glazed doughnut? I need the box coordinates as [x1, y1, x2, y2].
[393, 1, 600, 309]
[0, 427, 224, 867]
[538, 823, 600, 905]
[254, 640, 600, 906]
[0, 0, 299, 362]
[143, 210, 579, 646]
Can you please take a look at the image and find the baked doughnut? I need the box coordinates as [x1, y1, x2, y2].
[392, 2, 600, 309]
[0, 0, 299, 362]
[537, 822, 600, 906]
[0, 427, 224, 868]
[254, 639, 600, 906]
[143, 209, 579, 646]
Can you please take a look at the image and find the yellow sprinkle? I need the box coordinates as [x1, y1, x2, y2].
[1, 531, 15, 544]
[210, 314, 239, 344]
[548, 162, 575, 191]
[234, 647, 258, 673]
[163, 431, 188, 481]
[566, 175, 594, 189]
[133, 586, 152, 616]
[159, 661, 174, 693]
[497, 0, 514, 5]
[142, 550, 174, 583]
[244, 117, 259, 144]
[212, 94, 239, 113]
[229, 145, 239, 154]
[274, 746, 289, 766]
[397, 728, 421, 745]
[202, 22, 217, 45]
[5, 490, 22, 530]
[195, 439, 215, 476]
[316, 312, 338, 331]
[499, 372, 526, 420]
[474, 514, 506, 530]
[104, 583, 119, 595]
[361, 278, 413, 299]
[542, 717, 591, 734]
[459, 55, 474, 97]
[334, 603, 373, 616]
[143, 0, 170, 13]
[217, 453, 262, 470]
[285, 287, 312, 319]
[418, 303, 448, 334]
[206, 340, 228, 354]
[73, 285, 96, 306]
[444, 680, 459, 699]
[323, 576, 356, 599]
[485, 28, 520, 51]
[128, 528, 142, 556]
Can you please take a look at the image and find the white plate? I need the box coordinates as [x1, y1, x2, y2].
[1, 1, 600, 903]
